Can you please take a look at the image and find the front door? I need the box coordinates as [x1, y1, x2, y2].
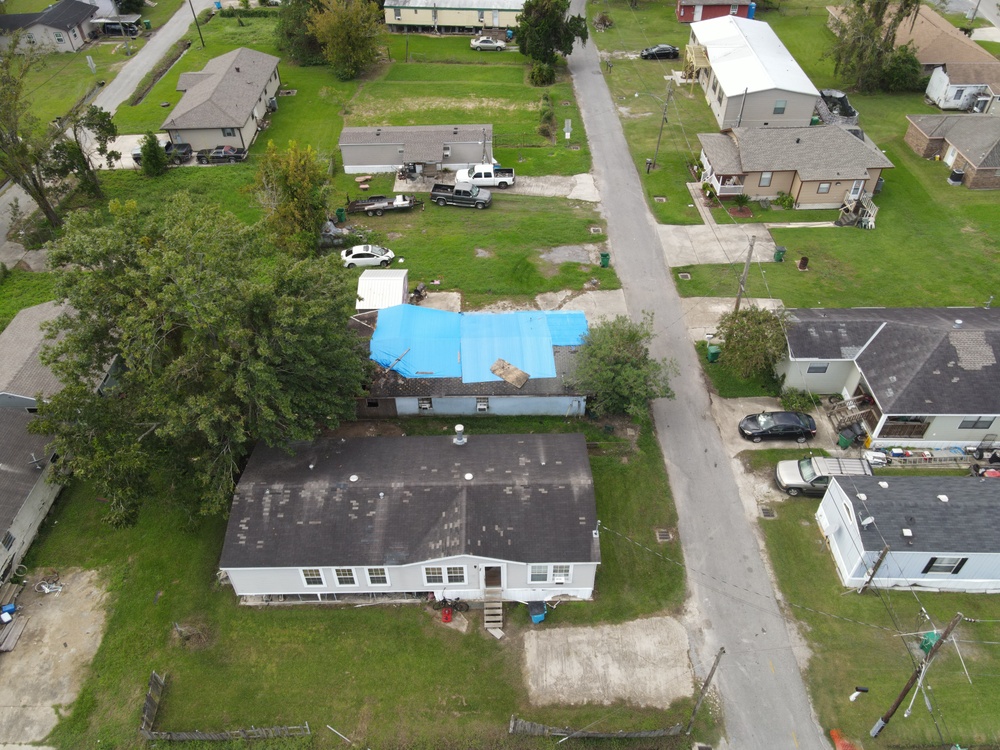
[849, 179, 864, 199]
[944, 145, 958, 166]
[483, 566, 502, 588]
[492, 9, 499, 26]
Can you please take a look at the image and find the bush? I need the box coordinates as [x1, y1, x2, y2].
[733, 193, 750, 209]
[529, 63, 555, 86]
[219, 6, 277, 16]
[774, 191, 795, 210]
[780, 388, 818, 413]
[594, 11, 613, 29]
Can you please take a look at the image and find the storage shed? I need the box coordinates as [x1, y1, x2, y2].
[356, 269, 409, 313]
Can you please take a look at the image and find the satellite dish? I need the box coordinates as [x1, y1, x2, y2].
[861, 516, 875, 528]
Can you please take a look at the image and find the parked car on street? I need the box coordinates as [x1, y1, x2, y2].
[196, 145, 248, 164]
[341, 244, 394, 268]
[471, 36, 506, 51]
[640, 44, 679, 60]
[739, 411, 817, 443]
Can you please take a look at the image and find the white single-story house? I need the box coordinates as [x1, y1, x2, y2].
[698, 125, 892, 208]
[161, 47, 281, 152]
[0, 302, 66, 412]
[817, 476, 1000, 592]
[356, 269, 409, 313]
[925, 62, 1000, 114]
[338, 124, 493, 175]
[218, 433, 601, 603]
[357, 305, 588, 418]
[777, 307, 1000, 449]
[688, 16, 819, 129]
[384, 0, 522, 33]
[0, 0, 97, 52]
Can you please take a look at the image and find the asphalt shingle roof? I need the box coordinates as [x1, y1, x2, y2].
[161, 47, 279, 131]
[906, 114, 1000, 169]
[940, 61, 1000, 89]
[219, 434, 600, 569]
[0, 0, 95, 32]
[0, 301, 65, 402]
[338, 125, 492, 163]
[0, 410, 52, 533]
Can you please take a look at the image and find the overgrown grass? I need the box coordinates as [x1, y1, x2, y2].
[738, 447, 830, 474]
[761, 500, 1000, 748]
[26, 415, 691, 749]
[694, 341, 781, 398]
[0, 269, 57, 332]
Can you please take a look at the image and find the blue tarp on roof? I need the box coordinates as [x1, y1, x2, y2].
[369, 307, 588, 383]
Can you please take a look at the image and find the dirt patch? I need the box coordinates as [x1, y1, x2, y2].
[474, 247, 493, 258]
[523, 617, 693, 708]
[0, 569, 107, 745]
[539, 244, 595, 264]
[728, 207, 753, 218]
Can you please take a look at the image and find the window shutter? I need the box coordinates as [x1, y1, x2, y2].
[920, 557, 937, 575]
[952, 558, 968, 575]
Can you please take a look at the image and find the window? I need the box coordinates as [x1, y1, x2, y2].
[25, 33, 35, 44]
[478, 10, 484, 21]
[71, 28, 78, 37]
[446, 566, 466, 584]
[807, 362, 829, 373]
[921, 557, 968, 575]
[394, 7, 401, 19]
[817, 183, 831, 195]
[334, 568, 356, 586]
[476, 397, 489, 412]
[1, 531, 14, 551]
[954, 88, 965, 100]
[552, 564, 570, 582]
[367, 567, 389, 585]
[959, 417, 994, 429]
[442, 145, 451, 157]
[773, 99, 787, 115]
[424, 566, 444, 584]
[730, 3, 739, 13]
[54, 31, 65, 43]
[530, 565, 548, 582]
[366, 398, 379, 408]
[716, 89, 723, 106]
[842, 502, 853, 524]
[418, 397, 433, 410]
[301, 568, 324, 586]
[710, 76, 718, 94]
[222, 128, 235, 137]
[759, 172, 772, 188]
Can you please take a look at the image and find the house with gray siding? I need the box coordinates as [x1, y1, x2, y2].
[688, 16, 819, 129]
[384, 0, 523, 33]
[161, 47, 281, 152]
[0, 0, 97, 53]
[925, 62, 1000, 113]
[777, 307, 1000, 449]
[817, 476, 1000, 592]
[338, 124, 493, 174]
[218, 433, 601, 603]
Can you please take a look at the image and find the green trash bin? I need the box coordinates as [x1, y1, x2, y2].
[335, 207, 347, 223]
[706, 345, 721, 363]
[599, 252, 610, 268]
[837, 432, 851, 449]
[143, 18, 151, 29]
[773, 246, 786, 262]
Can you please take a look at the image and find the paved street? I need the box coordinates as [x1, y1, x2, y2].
[566, 3, 829, 747]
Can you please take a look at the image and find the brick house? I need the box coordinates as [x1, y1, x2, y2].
[904, 114, 1000, 190]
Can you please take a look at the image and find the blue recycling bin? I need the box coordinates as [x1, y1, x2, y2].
[528, 601, 547, 624]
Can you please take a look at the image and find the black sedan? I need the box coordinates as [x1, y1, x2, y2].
[640, 44, 679, 60]
[196, 145, 248, 164]
[739, 411, 817, 443]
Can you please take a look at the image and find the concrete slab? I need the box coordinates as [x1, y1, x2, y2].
[393, 174, 599, 201]
[972, 26, 1000, 42]
[418, 291, 462, 312]
[523, 617, 692, 708]
[680, 296, 785, 343]
[658, 223, 776, 267]
[557, 289, 629, 324]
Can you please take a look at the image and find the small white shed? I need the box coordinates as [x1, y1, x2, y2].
[356, 269, 408, 312]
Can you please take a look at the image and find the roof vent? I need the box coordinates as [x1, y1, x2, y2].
[878, 481, 888, 488]
[349, 474, 359, 482]
[453, 424, 467, 446]
[937, 494, 949, 503]
[902, 528, 913, 537]
[308, 462, 315, 470]
[453, 127, 459, 135]
[464, 473, 474, 481]
[856, 493, 867, 501]
[861, 516, 875, 529]
[954, 319, 963, 329]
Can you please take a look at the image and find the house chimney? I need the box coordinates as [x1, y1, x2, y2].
[453, 424, 467, 446]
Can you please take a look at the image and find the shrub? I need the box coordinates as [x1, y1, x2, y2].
[780, 388, 818, 413]
[219, 6, 277, 16]
[733, 193, 750, 209]
[594, 11, 613, 29]
[529, 63, 555, 86]
[774, 191, 795, 210]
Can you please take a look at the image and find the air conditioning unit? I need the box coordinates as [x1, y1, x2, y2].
[553, 576, 566, 584]
[477, 402, 488, 412]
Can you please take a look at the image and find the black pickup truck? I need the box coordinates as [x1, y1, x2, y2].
[430, 182, 492, 209]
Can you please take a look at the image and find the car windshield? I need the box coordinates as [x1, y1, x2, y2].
[371, 247, 387, 256]
[798, 458, 817, 482]
[469, 184, 480, 196]
[755, 414, 775, 430]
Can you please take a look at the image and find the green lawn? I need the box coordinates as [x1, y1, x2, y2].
[694, 340, 782, 398]
[0, 270, 57, 332]
[26, 416, 690, 749]
[761, 499, 1000, 748]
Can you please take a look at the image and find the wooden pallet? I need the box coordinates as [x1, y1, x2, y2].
[0, 616, 28, 652]
[0, 581, 23, 607]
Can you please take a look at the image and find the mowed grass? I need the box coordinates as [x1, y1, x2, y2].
[0, 270, 57, 332]
[761, 499, 1000, 748]
[693, 340, 781, 398]
[27, 416, 689, 749]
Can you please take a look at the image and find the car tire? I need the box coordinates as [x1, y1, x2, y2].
[347, 263, 356, 269]
[495, 47, 501, 51]
[498, 182, 508, 189]
[476, 46, 482, 50]
[198, 158, 207, 164]
[436, 198, 447, 206]
[786, 487, 801, 497]
[752, 436, 763, 443]
[973, 449, 985, 460]
[366, 210, 375, 217]
[796, 435, 807, 443]
[228, 157, 237, 163]
[375, 209, 384, 216]
[380, 260, 390, 267]
[475, 202, 486, 209]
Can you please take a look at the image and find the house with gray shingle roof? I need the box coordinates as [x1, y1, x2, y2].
[219, 433, 601, 603]
[817, 476, 1000, 592]
[0, 0, 98, 53]
[338, 124, 493, 174]
[777, 308, 1000, 449]
[0, 302, 65, 411]
[161, 47, 281, 152]
[926, 62, 1000, 114]
[904, 114, 1000, 190]
[698, 125, 893, 208]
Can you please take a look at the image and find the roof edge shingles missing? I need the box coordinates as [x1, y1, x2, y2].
[220, 434, 599, 570]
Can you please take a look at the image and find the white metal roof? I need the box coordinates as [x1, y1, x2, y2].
[356, 269, 409, 311]
[690, 16, 819, 97]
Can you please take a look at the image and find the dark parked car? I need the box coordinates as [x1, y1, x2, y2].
[196, 145, 248, 164]
[739, 411, 817, 443]
[640, 44, 679, 60]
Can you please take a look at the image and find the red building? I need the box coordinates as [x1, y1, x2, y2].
[676, 0, 753, 24]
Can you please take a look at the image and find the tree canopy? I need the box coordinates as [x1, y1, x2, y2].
[47, 106, 120, 199]
[516, 0, 588, 66]
[250, 140, 328, 256]
[139, 132, 169, 177]
[715, 307, 788, 379]
[573, 313, 674, 419]
[32, 195, 370, 524]
[830, 0, 923, 93]
[276, 0, 326, 65]
[308, 0, 385, 80]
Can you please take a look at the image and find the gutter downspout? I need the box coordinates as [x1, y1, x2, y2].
[736, 86, 748, 127]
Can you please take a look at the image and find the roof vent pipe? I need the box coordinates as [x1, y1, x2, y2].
[453, 424, 467, 446]
[954, 319, 963, 328]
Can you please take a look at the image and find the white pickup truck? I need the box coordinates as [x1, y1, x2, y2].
[456, 163, 516, 189]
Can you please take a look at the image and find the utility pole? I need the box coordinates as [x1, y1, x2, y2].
[870, 613, 963, 738]
[685, 647, 725, 735]
[188, 0, 206, 48]
[858, 545, 890, 594]
[651, 81, 674, 170]
[733, 236, 756, 313]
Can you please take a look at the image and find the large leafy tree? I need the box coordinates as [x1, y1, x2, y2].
[830, 0, 921, 93]
[117, 0, 146, 13]
[47, 106, 120, 199]
[32, 195, 370, 524]
[308, 0, 385, 81]
[516, 0, 588, 66]
[715, 307, 788, 379]
[573, 313, 674, 419]
[250, 140, 328, 256]
[0, 32, 62, 227]
[138, 131, 168, 177]
[276, 0, 326, 65]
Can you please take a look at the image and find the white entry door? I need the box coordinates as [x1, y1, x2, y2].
[694, 5, 703, 20]
[849, 179, 864, 199]
[943, 145, 958, 166]
[492, 9, 499, 26]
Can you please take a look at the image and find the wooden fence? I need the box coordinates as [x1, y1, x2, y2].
[140, 672, 165, 732]
[509, 715, 682, 738]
